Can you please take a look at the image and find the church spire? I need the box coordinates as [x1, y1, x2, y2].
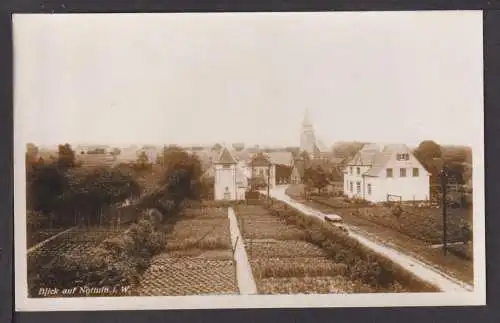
[300, 108, 316, 156]
[302, 108, 312, 127]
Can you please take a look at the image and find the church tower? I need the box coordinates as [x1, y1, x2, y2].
[300, 108, 317, 157]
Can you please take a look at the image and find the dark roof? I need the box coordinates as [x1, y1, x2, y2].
[214, 147, 237, 164]
[292, 163, 305, 178]
[267, 151, 293, 165]
[249, 152, 271, 167]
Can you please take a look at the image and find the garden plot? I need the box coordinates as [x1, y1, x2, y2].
[135, 207, 238, 296]
[237, 206, 307, 240]
[165, 218, 232, 252]
[258, 276, 373, 294]
[235, 205, 358, 294]
[135, 255, 237, 296]
[355, 206, 472, 245]
[28, 228, 123, 271]
[235, 204, 437, 294]
[246, 240, 328, 258]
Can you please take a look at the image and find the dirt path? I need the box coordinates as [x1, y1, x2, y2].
[269, 187, 473, 293]
[228, 207, 258, 295]
[27, 227, 77, 254]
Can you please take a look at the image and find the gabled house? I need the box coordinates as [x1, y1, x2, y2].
[248, 152, 276, 189]
[343, 143, 430, 203]
[210, 147, 248, 200]
[290, 162, 305, 184]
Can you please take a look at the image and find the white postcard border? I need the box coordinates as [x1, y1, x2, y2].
[13, 11, 486, 311]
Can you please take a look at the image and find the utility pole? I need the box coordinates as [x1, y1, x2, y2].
[441, 165, 448, 256]
[267, 162, 271, 203]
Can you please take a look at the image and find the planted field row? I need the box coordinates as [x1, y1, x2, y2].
[236, 205, 308, 241]
[258, 276, 379, 294]
[28, 228, 124, 271]
[245, 239, 328, 258]
[236, 204, 439, 294]
[354, 206, 472, 245]
[181, 207, 228, 219]
[235, 205, 367, 294]
[136, 207, 238, 296]
[135, 255, 237, 296]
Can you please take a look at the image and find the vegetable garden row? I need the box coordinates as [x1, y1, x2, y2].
[234, 203, 440, 294]
[134, 207, 238, 296]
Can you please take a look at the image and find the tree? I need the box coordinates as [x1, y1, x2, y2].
[26, 143, 39, 165]
[159, 146, 203, 205]
[232, 143, 245, 152]
[212, 143, 223, 152]
[57, 143, 76, 170]
[64, 167, 141, 226]
[27, 162, 68, 216]
[199, 176, 215, 199]
[414, 140, 442, 183]
[303, 166, 330, 195]
[133, 151, 152, 172]
[110, 148, 121, 157]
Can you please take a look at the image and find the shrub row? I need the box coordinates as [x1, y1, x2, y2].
[311, 196, 374, 209]
[265, 201, 440, 293]
[195, 199, 264, 208]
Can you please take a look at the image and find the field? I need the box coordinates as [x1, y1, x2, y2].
[300, 198, 474, 285]
[234, 204, 435, 294]
[27, 227, 127, 296]
[135, 207, 238, 296]
[310, 197, 472, 245]
[28, 227, 125, 270]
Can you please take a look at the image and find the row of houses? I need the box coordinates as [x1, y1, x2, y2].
[207, 141, 438, 204]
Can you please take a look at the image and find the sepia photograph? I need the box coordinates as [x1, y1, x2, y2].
[14, 11, 485, 311]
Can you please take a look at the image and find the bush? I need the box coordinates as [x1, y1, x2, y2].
[391, 204, 404, 218]
[32, 246, 139, 295]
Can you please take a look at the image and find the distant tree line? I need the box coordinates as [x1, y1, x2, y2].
[26, 143, 204, 231]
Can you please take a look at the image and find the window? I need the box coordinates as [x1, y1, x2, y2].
[413, 168, 419, 177]
[397, 153, 410, 161]
[224, 187, 231, 200]
[367, 184, 372, 195]
[356, 182, 361, 193]
[350, 167, 353, 175]
[349, 181, 353, 192]
[386, 168, 393, 178]
[356, 167, 361, 175]
[259, 169, 264, 176]
[400, 168, 407, 177]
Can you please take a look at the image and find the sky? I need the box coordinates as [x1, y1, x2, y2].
[13, 11, 483, 149]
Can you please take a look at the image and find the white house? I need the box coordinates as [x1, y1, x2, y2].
[343, 143, 430, 203]
[249, 152, 276, 189]
[213, 147, 248, 201]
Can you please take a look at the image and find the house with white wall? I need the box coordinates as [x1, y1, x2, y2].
[343, 143, 430, 203]
[249, 152, 276, 189]
[213, 147, 248, 200]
